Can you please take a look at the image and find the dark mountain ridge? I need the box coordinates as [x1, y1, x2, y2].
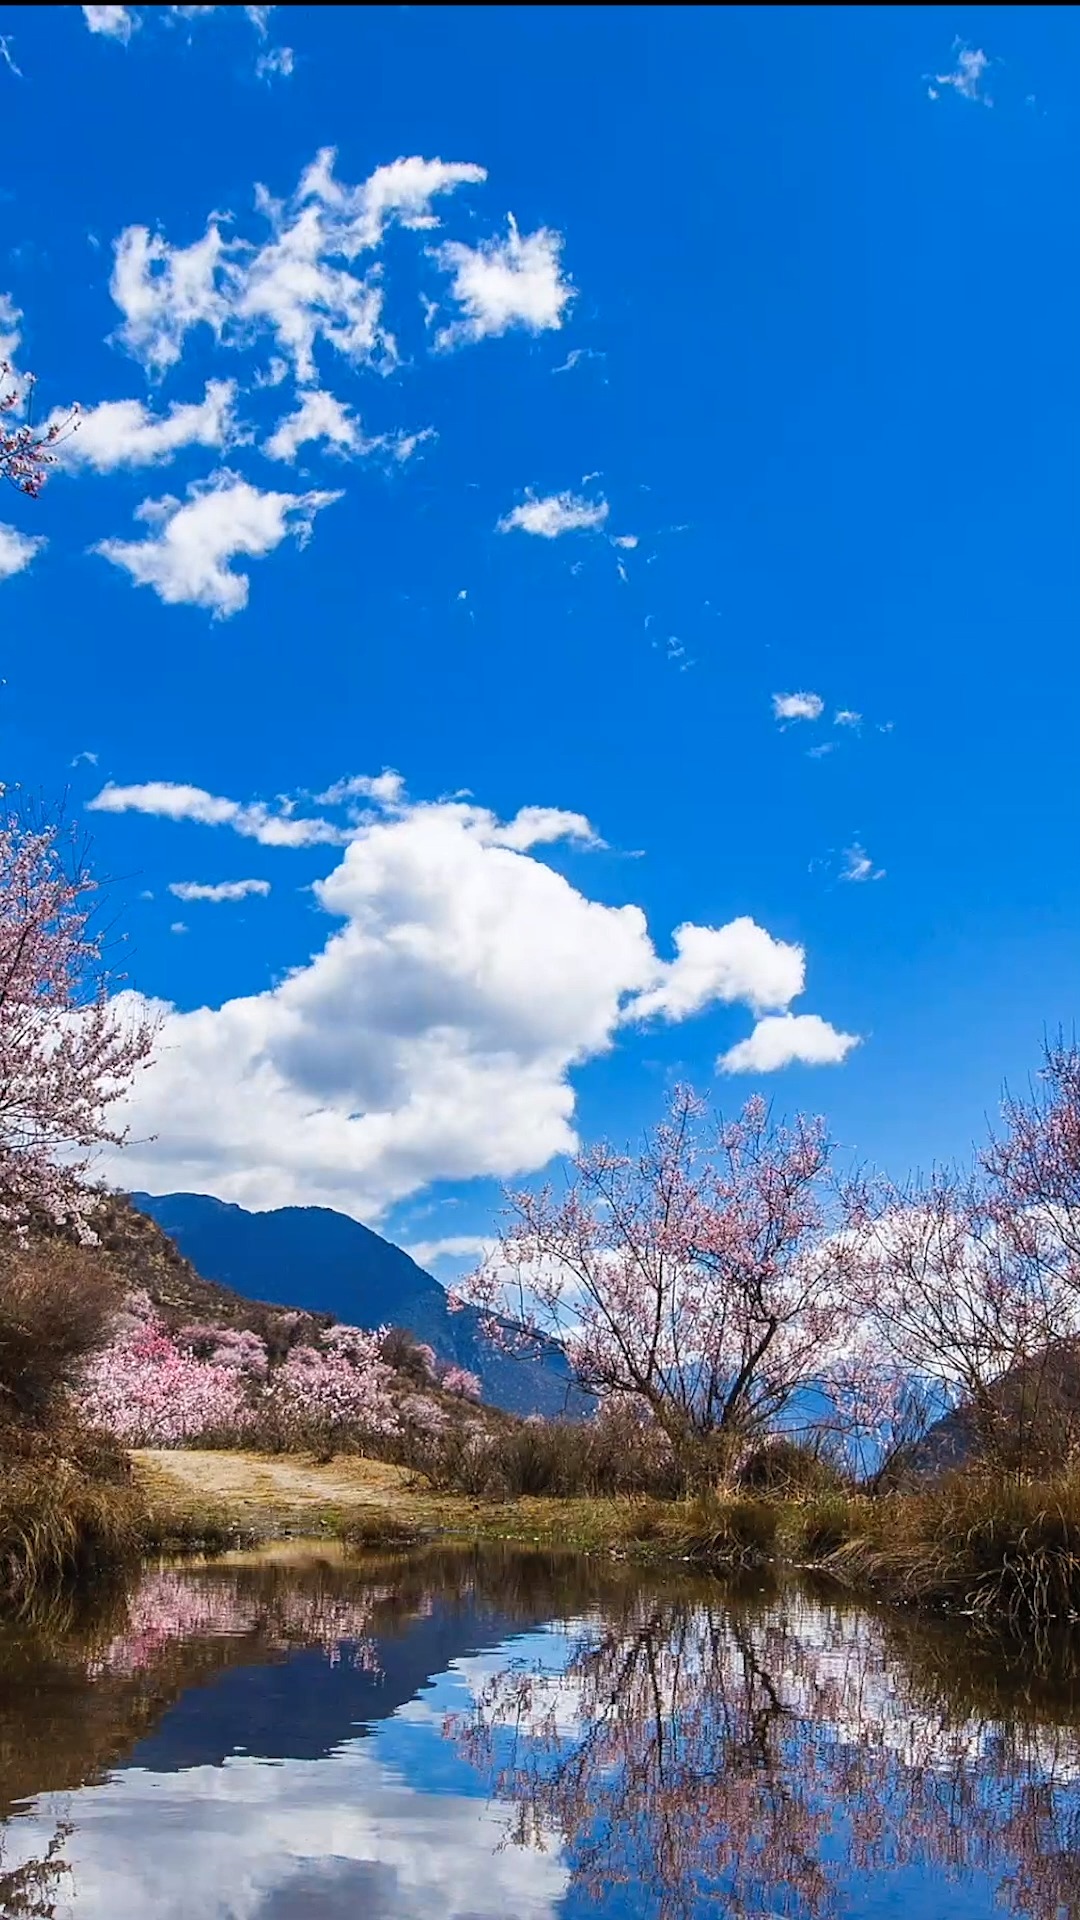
[128, 1190, 585, 1419]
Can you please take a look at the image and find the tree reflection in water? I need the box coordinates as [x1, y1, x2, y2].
[447, 1579, 1080, 1920]
[4, 1552, 1080, 1918]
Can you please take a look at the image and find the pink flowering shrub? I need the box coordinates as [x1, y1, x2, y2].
[79, 1313, 252, 1446]
[441, 1365, 482, 1402]
[76, 1295, 403, 1451]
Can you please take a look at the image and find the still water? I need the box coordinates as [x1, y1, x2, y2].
[1, 1543, 1079, 1919]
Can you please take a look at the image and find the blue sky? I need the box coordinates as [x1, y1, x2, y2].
[1, 4, 1077, 1273]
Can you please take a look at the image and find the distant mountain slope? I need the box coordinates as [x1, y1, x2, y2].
[128, 1191, 586, 1419]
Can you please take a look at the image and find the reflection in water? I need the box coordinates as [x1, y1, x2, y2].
[2, 1549, 1080, 1917]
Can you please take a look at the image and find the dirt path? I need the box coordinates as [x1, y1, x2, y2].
[132, 1448, 414, 1532]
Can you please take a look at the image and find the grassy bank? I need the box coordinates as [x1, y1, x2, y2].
[7, 1436, 1080, 1634]
[129, 1448, 1080, 1633]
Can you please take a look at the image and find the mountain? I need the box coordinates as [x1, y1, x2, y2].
[128, 1191, 586, 1419]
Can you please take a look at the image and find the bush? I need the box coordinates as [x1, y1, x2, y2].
[0, 1417, 143, 1608]
[821, 1468, 1080, 1630]
[405, 1408, 685, 1501]
[0, 1239, 122, 1426]
[677, 1490, 780, 1565]
[736, 1435, 847, 1498]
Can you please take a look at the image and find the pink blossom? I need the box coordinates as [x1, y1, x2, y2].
[0, 794, 157, 1236]
[453, 1085, 851, 1474]
[440, 1364, 482, 1402]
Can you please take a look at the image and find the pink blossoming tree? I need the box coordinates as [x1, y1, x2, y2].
[0, 796, 158, 1236]
[452, 1086, 853, 1481]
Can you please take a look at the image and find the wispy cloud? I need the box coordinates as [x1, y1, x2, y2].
[94, 472, 340, 616]
[928, 41, 992, 104]
[81, 5, 138, 39]
[840, 843, 885, 883]
[0, 34, 23, 77]
[433, 215, 574, 350]
[498, 491, 608, 538]
[834, 708, 862, 728]
[88, 779, 349, 847]
[49, 379, 237, 472]
[772, 691, 824, 723]
[169, 878, 272, 902]
[0, 524, 45, 580]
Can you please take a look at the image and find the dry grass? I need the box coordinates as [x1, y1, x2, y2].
[820, 1469, 1080, 1629]
[0, 1238, 122, 1426]
[0, 1426, 145, 1613]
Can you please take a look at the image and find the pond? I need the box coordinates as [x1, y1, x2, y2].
[1, 1543, 1079, 1919]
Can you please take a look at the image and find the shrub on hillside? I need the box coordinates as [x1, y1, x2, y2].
[0, 1238, 122, 1426]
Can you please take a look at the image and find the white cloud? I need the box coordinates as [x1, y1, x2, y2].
[719, 1012, 860, 1074]
[71, 749, 99, 767]
[0, 293, 21, 365]
[930, 42, 991, 104]
[169, 921, 188, 935]
[772, 691, 824, 723]
[88, 780, 349, 848]
[82, 4, 138, 38]
[94, 471, 340, 617]
[840, 844, 884, 884]
[97, 785, 856, 1218]
[49, 379, 236, 473]
[244, 3, 274, 31]
[551, 346, 603, 374]
[0, 33, 21, 75]
[110, 150, 486, 385]
[4, 1743, 568, 1920]
[629, 917, 805, 1022]
[169, 878, 272, 902]
[406, 1235, 493, 1270]
[315, 770, 406, 809]
[255, 43, 293, 79]
[612, 533, 638, 550]
[834, 708, 861, 727]
[110, 221, 229, 375]
[434, 215, 573, 349]
[498, 491, 608, 539]
[0, 523, 45, 579]
[262, 389, 427, 465]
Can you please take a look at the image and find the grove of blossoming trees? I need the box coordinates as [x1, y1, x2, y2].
[77, 1290, 404, 1448]
[454, 1048, 1080, 1484]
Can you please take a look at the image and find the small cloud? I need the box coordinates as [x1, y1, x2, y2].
[169, 921, 189, 935]
[0, 33, 23, 75]
[551, 346, 604, 375]
[456, 588, 468, 602]
[807, 742, 835, 760]
[719, 1012, 861, 1073]
[256, 43, 293, 80]
[94, 471, 341, 617]
[929, 41, 992, 105]
[314, 770, 405, 809]
[433, 214, 574, 350]
[840, 843, 885, 884]
[81, 4, 138, 38]
[139, 889, 154, 900]
[772, 691, 824, 723]
[0, 524, 45, 580]
[70, 750, 100, 768]
[405, 1234, 493, 1269]
[168, 878, 272, 902]
[498, 490, 608, 539]
[611, 534, 638, 550]
[834, 709, 861, 728]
